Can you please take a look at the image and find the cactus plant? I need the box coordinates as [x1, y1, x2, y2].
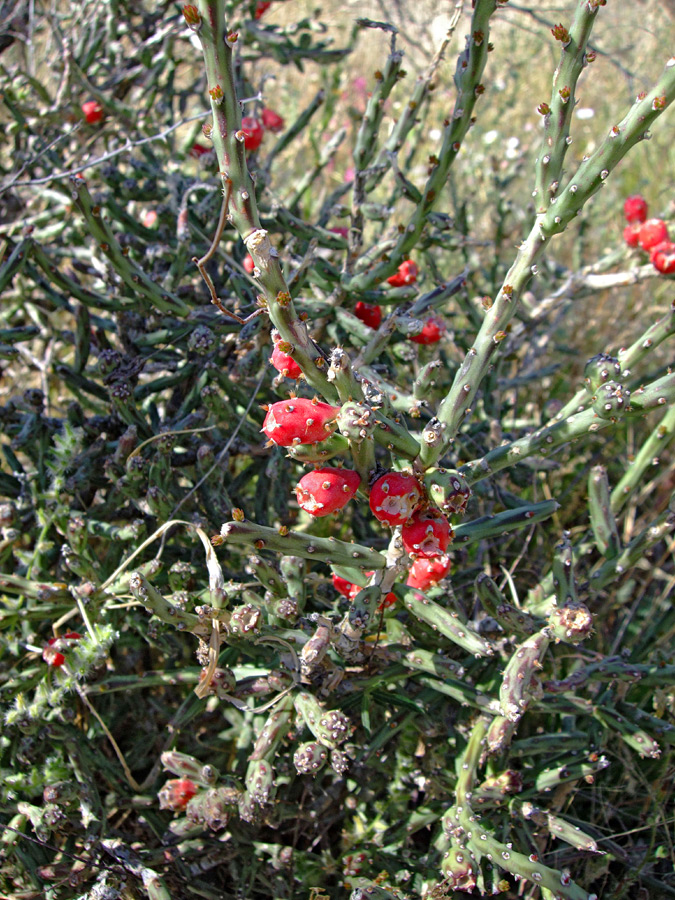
[0, 1, 674, 898]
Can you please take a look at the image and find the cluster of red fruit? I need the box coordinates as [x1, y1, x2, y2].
[260, 398, 456, 595]
[623, 195, 675, 275]
[191, 108, 285, 161]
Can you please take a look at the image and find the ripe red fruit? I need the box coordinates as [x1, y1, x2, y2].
[369, 472, 421, 526]
[42, 632, 82, 667]
[623, 224, 641, 248]
[243, 254, 256, 274]
[261, 108, 285, 132]
[623, 194, 648, 224]
[241, 116, 264, 152]
[330, 226, 349, 239]
[354, 301, 382, 330]
[295, 467, 360, 516]
[332, 573, 356, 597]
[387, 259, 418, 287]
[638, 218, 669, 251]
[262, 398, 340, 446]
[270, 344, 302, 379]
[406, 555, 452, 589]
[158, 778, 198, 811]
[189, 143, 212, 159]
[401, 508, 453, 558]
[652, 241, 675, 275]
[410, 315, 445, 345]
[254, 0, 272, 18]
[81, 100, 103, 124]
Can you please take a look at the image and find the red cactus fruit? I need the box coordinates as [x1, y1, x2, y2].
[295, 467, 360, 517]
[254, 0, 272, 17]
[623, 194, 648, 224]
[241, 116, 264, 152]
[406, 555, 452, 589]
[189, 143, 211, 158]
[261, 398, 340, 446]
[369, 472, 422, 526]
[623, 224, 641, 248]
[387, 259, 418, 287]
[42, 632, 82, 667]
[158, 778, 198, 811]
[270, 343, 302, 379]
[410, 315, 445, 345]
[330, 226, 349, 238]
[354, 301, 382, 329]
[332, 573, 356, 597]
[243, 254, 256, 274]
[652, 241, 675, 275]
[639, 218, 669, 251]
[401, 508, 453, 558]
[81, 100, 103, 124]
[261, 107, 285, 132]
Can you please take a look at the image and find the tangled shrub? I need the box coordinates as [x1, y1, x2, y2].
[0, 1, 674, 898]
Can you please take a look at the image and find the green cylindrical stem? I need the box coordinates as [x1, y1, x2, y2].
[533, 1, 600, 211]
[475, 573, 543, 637]
[588, 466, 621, 557]
[453, 500, 559, 544]
[194, 0, 336, 401]
[403, 588, 494, 657]
[499, 630, 550, 722]
[219, 519, 385, 569]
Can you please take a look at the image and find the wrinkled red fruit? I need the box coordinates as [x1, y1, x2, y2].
[652, 242, 675, 274]
[42, 632, 82, 667]
[295, 467, 360, 517]
[254, 0, 271, 17]
[158, 778, 198, 811]
[262, 398, 340, 446]
[261, 108, 285, 132]
[410, 315, 445, 345]
[81, 100, 103, 124]
[406, 555, 452, 589]
[369, 472, 421, 526]
[639, 218, 669, 251]
[623, 194, 648, 224]
[354, 301, 382, 329]
[270, 343, 302, 379]
[241, 116, 264, 152]
[402, 508, 453, 558]
[623, 224, 641, 248]
[387, 259, 418, 287]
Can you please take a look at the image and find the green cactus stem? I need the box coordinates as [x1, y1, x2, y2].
[499, 630, 550, 722]
[249, 695, 295, 761]
[193, 0, 337, 401]
[453, 500, 559, 544]
[419, 56, 675, 471]
[443, 717, 591, 900]
[513, 800, 601, 854]
[353, 45, 404, 174]
[403, 587, 495, 658]
[342, 0, 499, 292]
[475, 573, 544, 637]
[588, 466, 621, 558]
[218, 519, 385, 569]
[552, 534, 578, 606]
[128, 571, 212, 637]
[68, 176, 189, 317]
[533, 0, 601, 212]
